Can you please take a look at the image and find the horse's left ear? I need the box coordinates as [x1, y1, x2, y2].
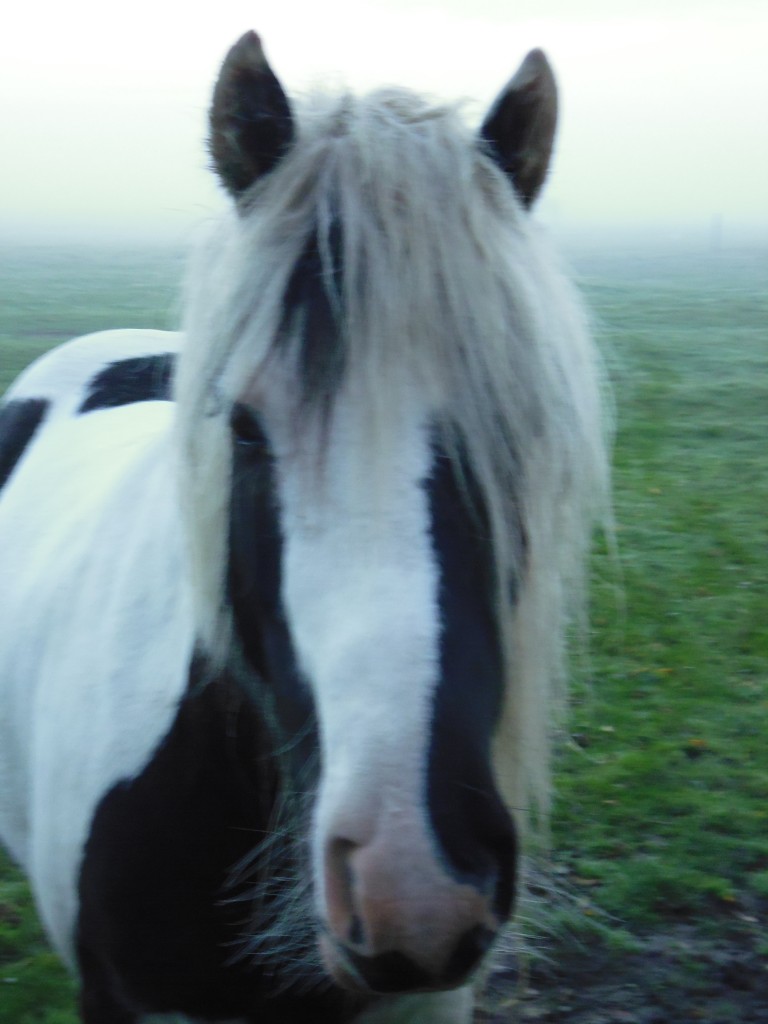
[479, 49, 558, 208]
[209, 31, 295, 199]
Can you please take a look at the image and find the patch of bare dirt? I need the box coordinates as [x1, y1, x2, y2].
[479, 904, 768, 1023]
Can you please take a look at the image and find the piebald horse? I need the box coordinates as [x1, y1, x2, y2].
[0, 32, 607, 1024]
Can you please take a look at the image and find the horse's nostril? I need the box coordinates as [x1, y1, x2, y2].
[325, 835, 368, 947]
[348, 912, 365, 948]
[328, 835, 358, 878]
[445, 923, 497, 983]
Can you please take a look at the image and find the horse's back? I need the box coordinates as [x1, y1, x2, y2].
[0, 329, 180, 489]
[0, 329, 194, 962]
[4, 328, 180, 414]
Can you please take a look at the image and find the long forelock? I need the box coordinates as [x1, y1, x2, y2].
[178, 86, 609, 829]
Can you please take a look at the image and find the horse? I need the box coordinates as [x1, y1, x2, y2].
[0, 32, 607, 1024]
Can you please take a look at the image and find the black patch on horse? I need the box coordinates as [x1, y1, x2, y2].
[277, 220, 346, 412]
[424, 441, 518, 922]
[76, 654, 359, 1024]
[0, 398, 48, 492]
[227, 402, 317, 754]
[78, 354, 175, 414]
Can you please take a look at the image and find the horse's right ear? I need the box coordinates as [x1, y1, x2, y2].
[209, 32, 295, 199]
[479, 49, 558, 208]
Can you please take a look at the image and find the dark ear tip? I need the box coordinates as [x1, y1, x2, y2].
[223, 30, 266, 70]
[513, 49, 556, 93]
[242, 29, 262, 47]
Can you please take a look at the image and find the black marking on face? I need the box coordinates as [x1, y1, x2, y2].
[278, 219, 346, 412]
[227, 403, 317, 751]
[76, 654, 361, 1022]
[78, 354, 175, 414]
[0, 398, 48, 493]
[425, 440, 517, 922]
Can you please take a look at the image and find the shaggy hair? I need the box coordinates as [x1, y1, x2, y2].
[175, 87, 608, 832]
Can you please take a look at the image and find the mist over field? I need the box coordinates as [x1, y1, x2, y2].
[1, 0, 766, 247]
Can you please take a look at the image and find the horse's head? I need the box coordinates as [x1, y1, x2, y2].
[178, 31, 589, 997]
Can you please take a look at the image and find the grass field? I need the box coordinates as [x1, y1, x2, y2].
[0, 238, 766, 1022]
[558, 245, 768, 921]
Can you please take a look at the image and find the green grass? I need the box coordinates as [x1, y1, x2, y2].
[1, 240, 767, 1019]
[0, 869, 76, 1023]
[0, 244, 184, 393]
[551, 245, 768, 933]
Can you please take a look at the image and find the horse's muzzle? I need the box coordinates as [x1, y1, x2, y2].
[318, 831, 506, 994]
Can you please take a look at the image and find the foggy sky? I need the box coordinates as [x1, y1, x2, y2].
[1, 0, 766, 243]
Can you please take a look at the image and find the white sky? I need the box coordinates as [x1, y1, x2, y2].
[1, 0, 766, 242]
